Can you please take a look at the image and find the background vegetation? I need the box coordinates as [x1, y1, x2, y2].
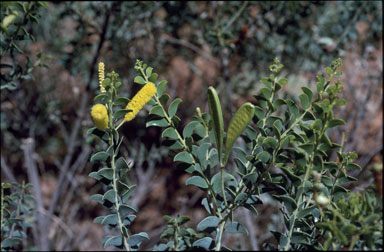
[1, 1, 382, 250]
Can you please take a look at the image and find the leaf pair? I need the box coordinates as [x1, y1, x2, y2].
[207, 87, 255, 166]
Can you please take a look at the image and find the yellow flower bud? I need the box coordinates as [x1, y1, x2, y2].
[91, 104, 109, 131]
[125, 82, 157, 122]
[98, 62, 106, 93]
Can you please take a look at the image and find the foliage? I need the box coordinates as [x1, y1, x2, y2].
[88, 67, 149, 251]
[0, 1, 49, 90]
[1, 182, 35, 251]
[316, 187, 383, 250]
[87, 57, 382, 251]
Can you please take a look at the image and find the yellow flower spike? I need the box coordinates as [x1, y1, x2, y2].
[125, 82, 157, 122]
[91, 104, 109, 131]
[98, 62, 106, 93]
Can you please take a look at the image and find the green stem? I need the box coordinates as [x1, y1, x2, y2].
[108, 100, 130, 250]
[220, 167, 228, 208]
[223, 1, 248, 31]
[111, 148, 131, 251]
[215, 221, 226, 251]
[1, 183, 4, 234]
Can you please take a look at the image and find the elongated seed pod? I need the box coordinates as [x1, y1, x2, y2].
[207, 87, 224, 166]
[125, 82, 157, 122]
[224, 102, 255, 166]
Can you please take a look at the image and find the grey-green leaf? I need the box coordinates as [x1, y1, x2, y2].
[128, 232, 149, 247]
[192, 237, 215, 250]
[197, 216, 220, 232]
[134, 76, 146, 85]
[186, 176, 208, 189]
[225, 222, 249, 235]
[168, 98, 182, 118]
[174, 151, 194, 164]
[91, 151, 109, 163]
[103, 189, 117, 203]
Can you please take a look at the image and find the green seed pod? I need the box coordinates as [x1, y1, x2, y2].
[224, 102, 255, 166]
[207, 87, 224, 166]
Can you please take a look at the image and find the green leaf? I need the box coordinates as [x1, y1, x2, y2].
[279, 78, 288, 85]
[146, 118, 168, 127]
[297, 205, 317, 219]
[211, 172, 237, 194]
[327, 119, 345, 128]
[335, 98, 346, 106]
[193, 237, 215, 250]
[115, 97, 130, 106]
[183, 121, 200, 138]
[273, 195, 297, 213]
[168, 98, 182, 118]
[345, 163, 361, 171]
[161, 127, 179, 140]
[119, 204, 137, 216]
[97, 168, 114, 180]
[159, 93, 170, 106]
[134, 76, 146, 85]
[201, 198, 212, 214]
[243, 172, 259, 188]
[301, 87, 313, 102]
[235, 192, 247, 204]
[149, 73, 158, 82]
[186, 176, 208, 189]
[104, 236, 122, 248]
[174, 151, 194, 164]
[261, 77, 272, 88]
[325, 67, 332, 76]
[157, 80, 167, 97]
[234, 158, 247, 174]
[177, 216, 191, 225]
[90, 194, 104, 205]
[116, 157, 131, 170]
[261, 87, 272, 100]
[103, 189, 117, 203]
[207, 87, 224, 165]
[101, 214, 118, 226]
[128, 232, 149, 247]
[149, 105, 165, 117]
[256, 151, 271, 163]
[101, 78, 111, 88]
[299, 93, 309, 109]
[254, 106, 264, 119]
[90, 151, 109, 163]
[114, 109, 130, 120]
[291, 231, 311, 244]
[1, 238, 22, 248]
[145, 67, 153, 78]
[262, 137, 278, 150]
[94, 93, 109, 103]
[224, 102, 255, 165]
[225, 222, 249, 235]
[197, 216, 220, 232]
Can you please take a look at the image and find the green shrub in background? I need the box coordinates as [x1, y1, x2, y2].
[1, 182, 35, 251]
[87, 58, 382, 251]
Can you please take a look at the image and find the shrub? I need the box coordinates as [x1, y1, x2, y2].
[87, 58, 382, 251]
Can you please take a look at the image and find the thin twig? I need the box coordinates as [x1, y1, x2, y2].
[162, 34, 220, 65]
[47, 7, 111, 218]
[1, 155, 17, 183]
[21, 138, 49, 251]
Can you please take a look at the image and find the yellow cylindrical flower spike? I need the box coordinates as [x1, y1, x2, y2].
[98, 62, 106, 93]
[91, 104, 109, 131]
[125, 82, 157, 122]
